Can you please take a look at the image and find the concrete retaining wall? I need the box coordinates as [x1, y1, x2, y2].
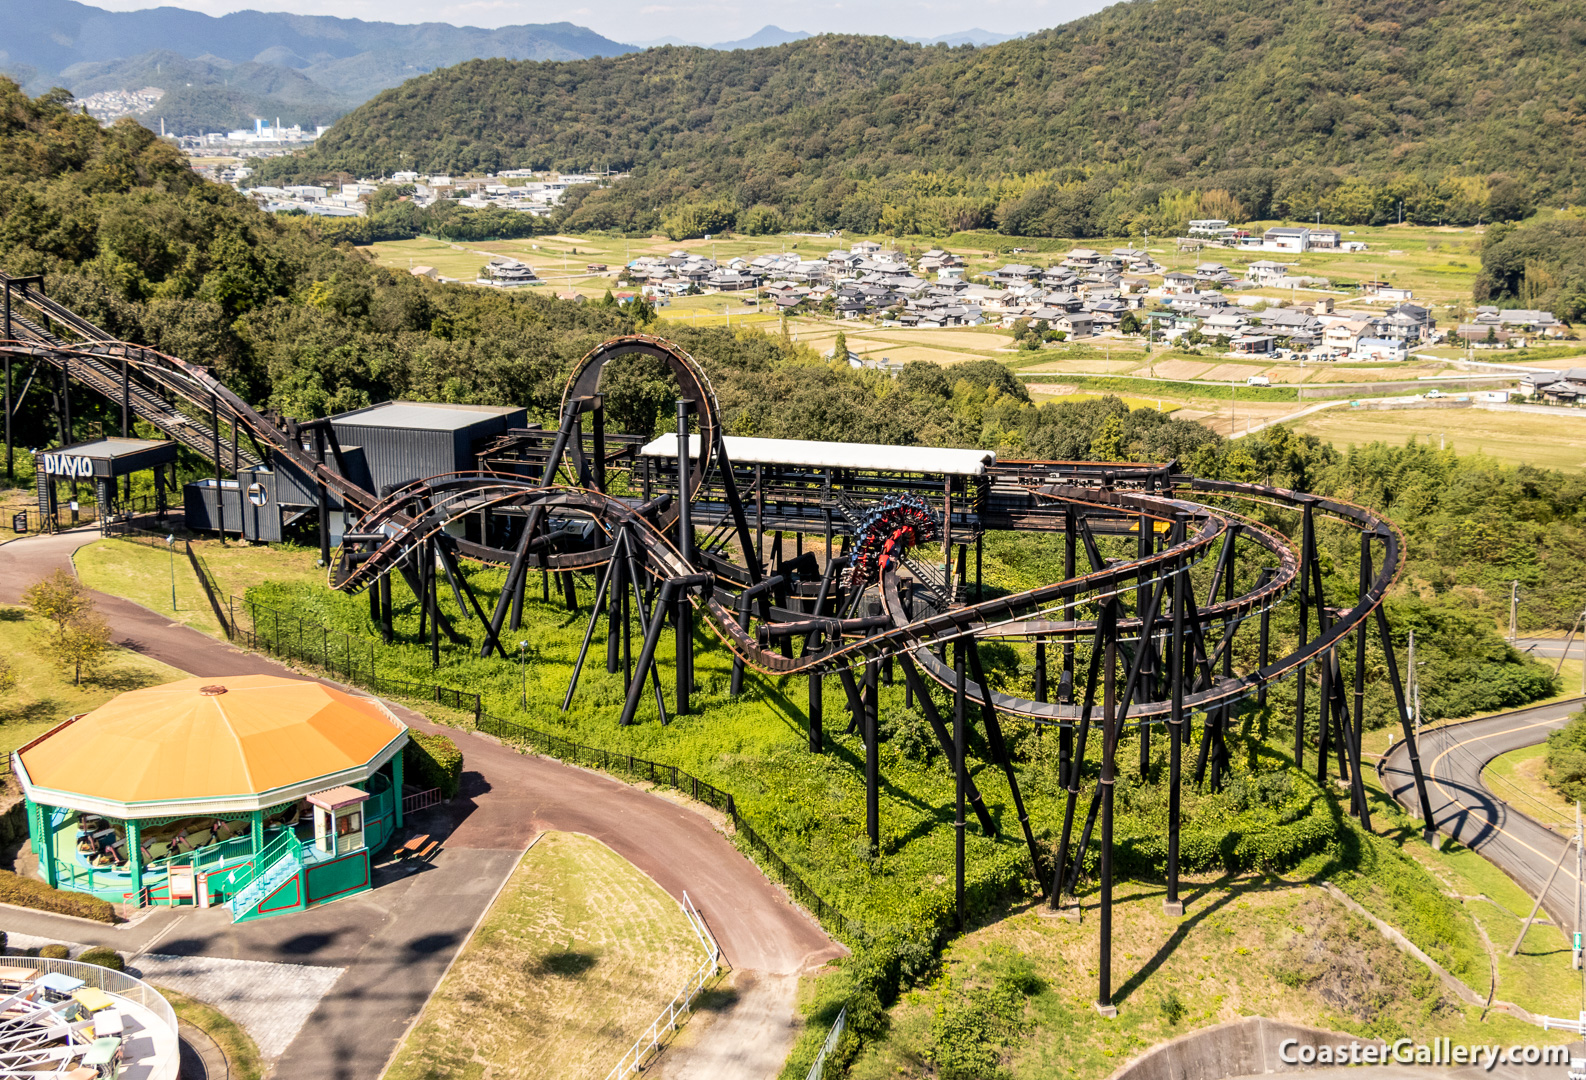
[1108, 1017, 1384, 1080]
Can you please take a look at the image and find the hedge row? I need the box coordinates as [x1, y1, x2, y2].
[0, 870, 118, 923]
[405, 732, 463, 799]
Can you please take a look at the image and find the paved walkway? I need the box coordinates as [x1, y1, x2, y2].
[1, 528, 843, 1078]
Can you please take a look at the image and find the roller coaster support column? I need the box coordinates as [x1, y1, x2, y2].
[607, 531, 624, 674]
[380, 573, 393, 644]
[425, 540, 440, 670]
[897, 653, 996, 836]
[808, 663, 823, 753]
[1349, 533, 1373, 831]
[618, 573, 707, 728]
[213, 392, 226, 542]
[866, 658, 880, 855]
[1166, 518, 1187, 916]
[1375, 587, 1436, 840]
[954, 638, 967, 929]
[1098, 600, 1119, 1015]
[564, 529, 627, 711]
[942, 476, 953, 598]
[676, 399, 695, 711]
[1294, 499, 1315, 769]
[1061, 505, 1077, 783]
[714, 429, 767, 589]
[1257, 568, 1273, 707]
[1138, 507, 1153, 779]
[975, 534, 983, 602]
[1049, 620, 1106, 910]
[730, 575, 783, 696]
[967, 645, 1044, 892]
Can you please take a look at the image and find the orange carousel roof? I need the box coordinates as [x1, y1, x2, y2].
[19, 675, 406, 806]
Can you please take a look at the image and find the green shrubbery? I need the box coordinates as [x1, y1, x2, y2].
[1545, 709, 1586, 804]
[76, 946, 126, 972]
[404, 732, 463, 799]
[0, 871, 118, 923]
[37, 944, 69, 959]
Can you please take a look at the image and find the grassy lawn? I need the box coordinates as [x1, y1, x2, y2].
[157, 986, 265, 1080]
[844, 871, 1556, 1080]
[0, 605, 184, 754]
[72, 536, 323, 639]
[1287, 407, 1586, 472]
[1482, 743, 1577, 829]
[384, 831, 710, 1080]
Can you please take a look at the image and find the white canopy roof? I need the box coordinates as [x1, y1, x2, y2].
[641, 434, 995, 476]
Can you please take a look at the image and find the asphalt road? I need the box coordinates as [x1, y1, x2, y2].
[1, 528, 843, 1079]
[1515, 637, 1581, 661]
[1384, 697, 1586, 942]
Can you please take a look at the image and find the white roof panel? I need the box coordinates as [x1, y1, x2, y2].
[641, 434, 994, 476]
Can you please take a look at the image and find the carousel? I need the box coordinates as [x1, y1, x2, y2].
[13, 675, 409, 920]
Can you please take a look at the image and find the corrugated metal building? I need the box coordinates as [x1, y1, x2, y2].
[329, 402, 527, 495]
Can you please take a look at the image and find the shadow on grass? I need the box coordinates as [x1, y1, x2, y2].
[532, 949, 600, 977]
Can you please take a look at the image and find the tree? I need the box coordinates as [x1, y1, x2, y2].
[22, 570, 91, 638]
[0, 654, 15, 696]
[50, 612, 112, 685]
[1089, 414, 1127, 461]
[833, 330, 848, 361]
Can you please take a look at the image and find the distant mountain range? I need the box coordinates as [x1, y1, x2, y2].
[0, 1, 1029, 136]
[631, 26, 1022, 49]
[0, 0, 635, 133]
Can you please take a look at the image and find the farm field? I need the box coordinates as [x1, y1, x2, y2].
[382, 831, 709, 1080]
[1287, 406, 1586, 472]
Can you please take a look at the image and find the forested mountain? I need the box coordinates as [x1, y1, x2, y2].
[260, 0, 1586, 236]
[0, 0, 634, 134]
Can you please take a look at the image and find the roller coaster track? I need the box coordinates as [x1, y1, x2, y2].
[1, 289, 1434, 1007]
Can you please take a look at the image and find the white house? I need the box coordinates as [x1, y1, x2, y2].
[1262, 227, 1312, 253]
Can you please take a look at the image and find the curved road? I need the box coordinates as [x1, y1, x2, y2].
[0, 529, 843, 1079]
[1384, 697, 1586, 941]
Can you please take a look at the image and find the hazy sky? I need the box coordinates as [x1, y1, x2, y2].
[82, 0, 1115, 46]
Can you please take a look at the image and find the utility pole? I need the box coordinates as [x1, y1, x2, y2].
[1510, 581, 1520, 641]
[1408, 630, 1421, 740]
[1575, 801, 1582, 972]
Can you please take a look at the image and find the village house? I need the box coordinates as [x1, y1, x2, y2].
[1263, 226, 1312, 253]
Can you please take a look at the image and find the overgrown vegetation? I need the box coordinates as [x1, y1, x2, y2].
[1544, 708, 1586, 803]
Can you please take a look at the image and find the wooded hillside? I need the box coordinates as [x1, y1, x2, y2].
[259, 0, 1586, 236]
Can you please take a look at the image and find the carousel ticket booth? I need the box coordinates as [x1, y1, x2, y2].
[12, 674, 409, 922]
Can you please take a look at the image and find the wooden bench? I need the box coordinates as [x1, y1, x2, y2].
[415, 840, 441, 863]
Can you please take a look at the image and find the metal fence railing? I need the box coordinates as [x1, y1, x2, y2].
[20, 957, 179, 1079]
[605, 891, 721, 1080]
[402, 788, 444, 815]
[806, 1006, 848, 1080]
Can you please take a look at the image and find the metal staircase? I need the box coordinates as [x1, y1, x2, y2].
[226, 843, 302, 919]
